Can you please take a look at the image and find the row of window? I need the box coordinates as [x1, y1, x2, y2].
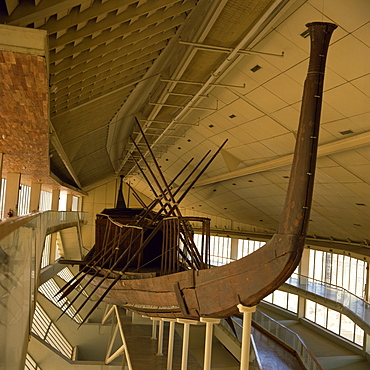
[0, 181, 79, 218]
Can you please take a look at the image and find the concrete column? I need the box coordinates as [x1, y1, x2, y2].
[4, 172, 21, 217]
[298, 248, 310, 318]
[51, 189, 60, 211]
[237, 304, 257, 370]
[230, 238, 239, 261]
[49, 189, 60, 264]
[0, 153, 3, 218]
[200, 317, 220, 370]
[165, 319, 176, 370]
[177, 318, 198, 370]
[157, 319, 164, 356]
[66, 193, 73, 211]
[29, 183, 41, 213]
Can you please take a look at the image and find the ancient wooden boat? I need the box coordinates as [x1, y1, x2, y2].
[59, 22, 337, 322]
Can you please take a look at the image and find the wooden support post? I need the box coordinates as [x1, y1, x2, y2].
[237, 304, 256, 370]
[200, 317, 220, 370]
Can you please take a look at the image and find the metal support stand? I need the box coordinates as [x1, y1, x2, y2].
[200, 317, 220, 370]
[164, 318, 176, 370]
[101, 305, 133, 370]
[157, 319, 164, 356]
[151, 318, 158, 339]
[177, 318, 198, 370]
[237, 304, 256, 370]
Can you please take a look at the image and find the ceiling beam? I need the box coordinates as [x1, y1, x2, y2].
[49, 122, 82, 189]
[51, 59, 158, 105]
[0, 0, 89, 26]
[40, 0, 138, 35]
[52, 67, 151, 111]
[49, 25, 175, 74]
[51, 31, 172, 83]
[51, 74, 158, 117]
[193, 131, 370, 188]
[52, 43, 165, 93]
[48, 0, 180, 49]
[49, 2, 192, 62]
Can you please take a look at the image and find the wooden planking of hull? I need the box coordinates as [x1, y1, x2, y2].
[83, 22, 337, 321]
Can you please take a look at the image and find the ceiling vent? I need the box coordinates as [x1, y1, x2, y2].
[300, 29, 310, 38]
[356, 203, 366, 206]
[250, 65, 261, 73]
[229, 114, 236, 118]
[339, 129, 354, 135]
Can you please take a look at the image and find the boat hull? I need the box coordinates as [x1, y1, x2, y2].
[90, 233, 304, 318]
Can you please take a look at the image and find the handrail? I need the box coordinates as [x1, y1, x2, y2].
[253, 310, 324, 370]
[0, 211, 87, 240]
[287, 273, 369, 305]
[0, 210, 87, 370]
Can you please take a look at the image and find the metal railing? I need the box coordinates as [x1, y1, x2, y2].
[253, 310, 323, 370]
[0, 211, 86, 370]
[31, 303, 74, 360]
[285, 273, 370, 334]
[220, 318, 263, 369]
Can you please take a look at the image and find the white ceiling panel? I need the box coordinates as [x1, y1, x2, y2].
[245, 86, 287, 114]
[328, 34, 370, 82]
[308, 0, 370, 33]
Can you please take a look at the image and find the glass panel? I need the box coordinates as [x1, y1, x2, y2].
[342, 256, 350, 291]
[331, 253, 338, 286]
[305, 299, 316, 322]
[39, 191, 52, 212]
[337, 254, 344, 287]
[272, 290, 288, 309]
[287, 293, 298, 313]
[264, 293, 273, 303]
[315, 303, 327, 328]
[327, 308, 340, 334]
[354, 325, 364, 346]
[349, 258, 357, 294]
[308, 249, 315, 278]
[72, 196, 79, 211]
[340, 314, 354, 342]
[314, 250, 323, 281]
[18, 184, 31, 216]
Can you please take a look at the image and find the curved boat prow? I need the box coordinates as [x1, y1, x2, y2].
[59, 22, 338, 322]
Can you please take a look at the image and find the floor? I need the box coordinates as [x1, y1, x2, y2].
[119, 304, 370, 370]
[260, 306, 370, 370]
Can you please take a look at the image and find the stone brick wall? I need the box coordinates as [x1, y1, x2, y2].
[0, 50, 49, 184]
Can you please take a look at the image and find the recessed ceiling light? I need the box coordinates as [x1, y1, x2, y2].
[209, 124, 214, 128]
[229, 114, 236, 119]
[250, 64, 261, 73]
[356, 203, 366, 206]
[339, 129, 354, 135]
